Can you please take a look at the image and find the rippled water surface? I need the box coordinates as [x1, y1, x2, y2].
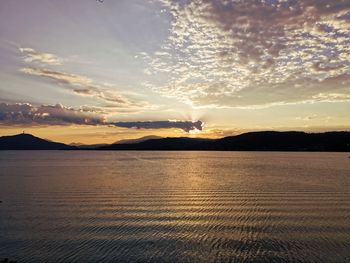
[0, 151, 349, 262]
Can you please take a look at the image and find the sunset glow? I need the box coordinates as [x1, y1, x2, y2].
[1, 0, 349, 143]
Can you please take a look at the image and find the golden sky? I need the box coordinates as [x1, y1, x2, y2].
[0, 0, 350, 144]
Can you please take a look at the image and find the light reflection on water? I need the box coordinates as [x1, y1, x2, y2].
[0, 151, 349, 262]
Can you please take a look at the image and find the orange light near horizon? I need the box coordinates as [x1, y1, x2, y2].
[189, 128, 203, 135]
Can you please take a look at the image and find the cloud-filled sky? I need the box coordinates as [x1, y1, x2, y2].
[0, 0, 349, 143]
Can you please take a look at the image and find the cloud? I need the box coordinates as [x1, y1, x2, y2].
[232, 92, 350, 109]
[20, 67, 91, 86]
[112, 120, 203, 132]
[0, 102, 203, 132]
[144, 0, 350, 108]
[0, 103, 104, 126]
[18, 47, 150, 111]
[20, 67, 147, 109]
[295, 115, 319, 121]
[19, 47, 61, 65]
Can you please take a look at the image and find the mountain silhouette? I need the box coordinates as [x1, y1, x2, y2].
[212, 131, 350, 151]
[70, 142, 109, 149]
[98, 131, 350, 152]
[98, 137, 213, 150]
[1, 131, 350, 151]
[0, 133, 75, 150]
[114, 135, 163, 144]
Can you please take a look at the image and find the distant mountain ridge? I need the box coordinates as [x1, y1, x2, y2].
[1, 131, 350, 151]
[70, 142, 109, 149]
[99, 137, 214, 150]
[212, 131, 350, 151]
[0, 134, 75, 150]
[114, 135, 163, 144]
[97, 131, 350, 151]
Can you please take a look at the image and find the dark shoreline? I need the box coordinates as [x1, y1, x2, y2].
[1, 131, 350, 152]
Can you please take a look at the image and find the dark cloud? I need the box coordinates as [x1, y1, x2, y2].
[0, 102, 203, 132]
[112, 120, 203, 132]
[0, 103, 104, 126]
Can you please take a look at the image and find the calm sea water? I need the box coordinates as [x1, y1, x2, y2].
[0, 151, 349, 263]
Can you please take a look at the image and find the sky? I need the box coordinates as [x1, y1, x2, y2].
[0, 0, 349, 144]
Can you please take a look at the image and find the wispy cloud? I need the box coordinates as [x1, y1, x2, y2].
[0, 102, 202, 132]
[233, 93, 350, 110]
[20, 67, 148, 109]
[18, 47, 151, 111]
[143, 0, 350, 108]
[295, 115, 319, 121]
[19, 47, 61, 65]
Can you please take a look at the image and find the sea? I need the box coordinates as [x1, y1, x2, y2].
[0, 151, 349, 262]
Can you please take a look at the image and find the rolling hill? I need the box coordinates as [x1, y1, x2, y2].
[0, 133, 75, 150]
[1, 131, 350, 151]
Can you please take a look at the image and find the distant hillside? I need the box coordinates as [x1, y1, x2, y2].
[99, 131, 350, 152]
[0, 134, 75, 150]
[114, 135, 163, 144]
[98, 137, 214, 150]
[1, 131, 350, 151]
[70, 142, 109, 149]
[211, 131, 350, 151]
